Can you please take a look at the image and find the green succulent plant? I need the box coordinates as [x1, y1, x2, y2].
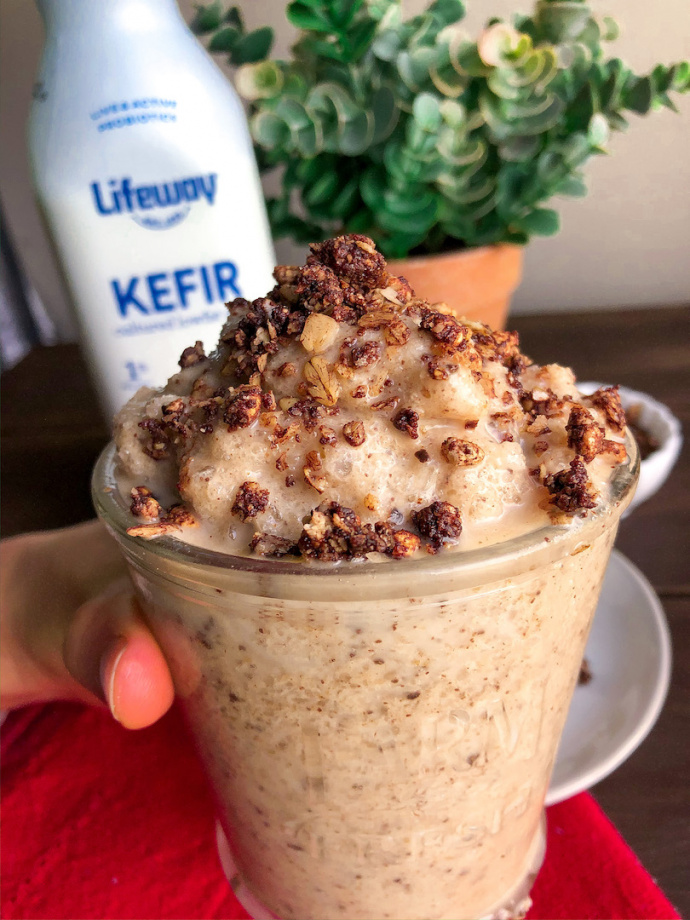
[194, 0, 690, 258]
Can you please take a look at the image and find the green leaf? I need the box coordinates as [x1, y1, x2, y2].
[329, 176, 361, 219]
[360, 168, 386, 210]
[624, 76, 653, 114]
[577, 18, 601, 55]
[338, 109, 374, 155]
[347, 19, 379, 62]
[439, 99, 466, 127]
[428, 0, 466, 28]
[413, 93, 442, 132]
[231, 27, 274, 65]
[372, 29, 402, 62]
[276, 98, 312, 132]
[487, 69, 524, 101]
[439, 176, 494, 206]
[534, 1, 591, 44]
[564, 83, 597, 132]
[384, 188, 438, 218]
[251, 111, 290, 149]
[397, 48, 436, 93]
[377, 227, 430, 259]
[295, 121, 323, 157]
[190, 2, 223, 34]
[370, 85, 399, 145]
[208, 26, 240, 53]
[588, 112, 609, 147]
[606, 111, 629, 132]
[330, 0, 365, 29]
[304, 170, 341, 208]
[673, 61, 690, 91]
[287, 2, 332, 32]
[477, 23, 520, 67]
[515, 207, 560, 236]
[557, 175, 587, 197]
[499, 135, 541, 162]
[601, 15, 619, 42]
[224, 7, 243, 29]
[384, 144, 423, 183]
[235, 62, 283, 101]
[378, 195, 438, 235]
[430, 43, 468, 98]
[558, 132, 591, 167]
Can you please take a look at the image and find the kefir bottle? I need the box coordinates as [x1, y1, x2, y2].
[29, 0, 275, 417]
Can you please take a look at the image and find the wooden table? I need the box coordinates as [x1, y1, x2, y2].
[2, 305, 689, 916]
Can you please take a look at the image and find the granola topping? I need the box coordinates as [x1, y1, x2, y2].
[130, 486, 162, 520]
[566, 405, 605, 463]
[342, 420, 366, 447]
[232, 481, 270, 522]
[544, 459, 597, 513]
[440, 438, 485, 467]
[178, 341, 207, 368]
[412, 502, 463, 552]
[392, 408, 420, 439]
[114, 233, 631, 560]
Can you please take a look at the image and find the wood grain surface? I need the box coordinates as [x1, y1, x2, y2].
[2, 304, 688, 916]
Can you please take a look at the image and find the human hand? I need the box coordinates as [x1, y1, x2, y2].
[0, 520, 174, 729]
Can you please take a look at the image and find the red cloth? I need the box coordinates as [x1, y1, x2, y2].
[1, 704, 679, 920]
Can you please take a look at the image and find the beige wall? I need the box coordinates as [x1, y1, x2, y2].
[1, 0, 688, 339]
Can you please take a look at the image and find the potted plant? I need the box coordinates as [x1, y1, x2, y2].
[193, 0, 689, 327]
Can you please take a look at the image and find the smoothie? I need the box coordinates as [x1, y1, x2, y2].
[94, 234, 638, 919]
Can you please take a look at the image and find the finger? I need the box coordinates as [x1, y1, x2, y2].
[101, 624, 175, 730]
[64, 587, 174, 729]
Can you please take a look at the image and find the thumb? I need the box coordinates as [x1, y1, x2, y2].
[64, 583, 174, 730]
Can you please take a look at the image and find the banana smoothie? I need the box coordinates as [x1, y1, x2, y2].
[94, 234, 637, 919]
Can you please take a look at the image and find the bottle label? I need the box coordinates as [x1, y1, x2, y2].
[91, 173, 217, 230]
[110, 260, 239, 319]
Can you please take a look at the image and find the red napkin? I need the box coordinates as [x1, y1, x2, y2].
[1, 704, 679, 920]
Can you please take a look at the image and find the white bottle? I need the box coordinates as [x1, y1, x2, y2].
[29, 0, 275, 419]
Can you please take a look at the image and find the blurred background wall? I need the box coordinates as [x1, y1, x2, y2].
[1, 0, 688, 341]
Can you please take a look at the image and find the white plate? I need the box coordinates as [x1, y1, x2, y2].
[547, 550, 671, 805]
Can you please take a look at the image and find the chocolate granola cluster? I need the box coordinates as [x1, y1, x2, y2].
[123, 234, 629, 558]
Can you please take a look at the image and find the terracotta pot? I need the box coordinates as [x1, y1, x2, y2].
[389, 243, 523, 330]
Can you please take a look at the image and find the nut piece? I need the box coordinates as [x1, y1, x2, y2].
[420, 311, 468, 348]
[601, 439, 627, 462]
[412, 501, 463, 552]
[392, 408, 420, 439]
[350, 341, 383, 367]
[178, 341, 206, 368]
[544, 458, 597, 513]
[300, 313, 340, 353]
[566, 405, 604, 463]
[223, 386, 263, 432]
[308, 234, 386, 288]
[303, 357, 341, 407]
[126, 503, 197, 539]
[589, 386, 626, 433]
[343, 420, 366, 447]
[441, 438, 485, 467]
[383, 318, 411, 346]
[232, 481, 270, 522]
[391, 530, 421, 559]
[249, 533, 297, 557]
[130, 486, 162, 520]
[303, 450, 328, 493]
[295, 263, 344, 313]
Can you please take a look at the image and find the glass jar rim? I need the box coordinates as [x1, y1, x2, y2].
[92, 434, 639, 598]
